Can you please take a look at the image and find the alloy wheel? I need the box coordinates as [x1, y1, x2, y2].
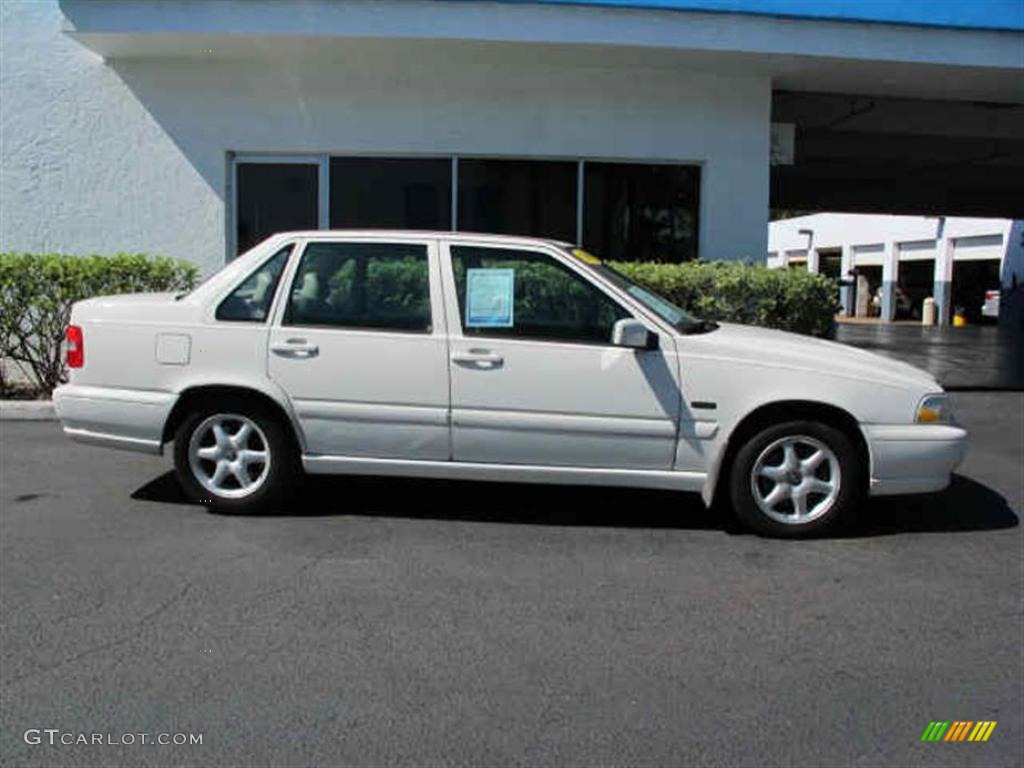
[749, 434, 841, 525]
[187, 413, 271, 499]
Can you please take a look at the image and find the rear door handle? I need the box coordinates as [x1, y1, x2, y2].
[451, 349, 504, 366]
[270, 338, 319, 358]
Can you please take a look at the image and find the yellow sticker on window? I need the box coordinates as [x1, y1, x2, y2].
[572, 249, 602, 265]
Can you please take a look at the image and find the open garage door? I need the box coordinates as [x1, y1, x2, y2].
[951, 235, 1004, 323]
[896, 241, 937, 321]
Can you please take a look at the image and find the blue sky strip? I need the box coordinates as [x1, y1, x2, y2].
[435, 0, 1024, 32]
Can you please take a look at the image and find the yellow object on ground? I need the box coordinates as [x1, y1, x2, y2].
[953, 313, 967, 327]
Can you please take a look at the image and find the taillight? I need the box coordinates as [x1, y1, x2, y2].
[66, 325, 84, 368]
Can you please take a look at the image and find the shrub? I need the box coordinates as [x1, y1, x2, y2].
[0, 253, 198, 395]
[609, 260, 839, 338]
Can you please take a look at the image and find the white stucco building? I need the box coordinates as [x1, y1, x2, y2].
[1, 1, 1022, 277]
[769, 214, 1024, 326]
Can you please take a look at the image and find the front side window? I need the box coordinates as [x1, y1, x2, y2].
[215, 245, 293, 322]
[450, 246, 629, 344]
[285, 242, 431, 332]
[565, 249, 709, 333]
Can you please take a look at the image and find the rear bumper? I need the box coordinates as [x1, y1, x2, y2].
[863, 423, 968, 496]
[53, 385, 175, 455]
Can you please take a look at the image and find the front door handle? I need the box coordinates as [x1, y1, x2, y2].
[451, 348, 504, 367]
[270, 338, 319, 358]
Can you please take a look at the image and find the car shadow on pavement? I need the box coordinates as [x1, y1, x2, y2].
[851, 474, 1019, 537]
[132, 472, 1017, 536]
[132, 471, 724, 530]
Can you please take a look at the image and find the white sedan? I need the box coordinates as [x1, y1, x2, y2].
[54, 231, 967, 537]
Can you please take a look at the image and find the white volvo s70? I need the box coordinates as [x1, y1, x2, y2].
[54, 232, 967, 537]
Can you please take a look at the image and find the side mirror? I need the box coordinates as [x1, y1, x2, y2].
[611, 318, 658, 350]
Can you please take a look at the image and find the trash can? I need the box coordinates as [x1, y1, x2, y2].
[921, 297, 936, 326]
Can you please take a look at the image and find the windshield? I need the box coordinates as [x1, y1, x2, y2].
[565, 248, 713, 333]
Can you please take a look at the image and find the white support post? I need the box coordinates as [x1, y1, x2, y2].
[839, 244, 854, 316]
[934, 237, 955, 326]
[881, 241, 899, 322]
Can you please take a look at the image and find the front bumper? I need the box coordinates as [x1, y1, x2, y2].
[862, 423, 968, 495]
[53, 384, 175, 455]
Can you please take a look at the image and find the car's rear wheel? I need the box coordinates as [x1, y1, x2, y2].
[729, 419, 864, 538]
[173, 399, 297, 513]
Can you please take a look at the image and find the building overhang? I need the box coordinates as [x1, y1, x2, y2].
[62, 0, 1024, 103]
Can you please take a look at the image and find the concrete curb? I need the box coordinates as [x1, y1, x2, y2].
[0, 400, 56, 421]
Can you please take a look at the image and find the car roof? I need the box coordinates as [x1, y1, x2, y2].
[271, 229, 575, 249]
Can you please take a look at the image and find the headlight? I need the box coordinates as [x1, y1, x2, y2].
[916, 394, 953, 424]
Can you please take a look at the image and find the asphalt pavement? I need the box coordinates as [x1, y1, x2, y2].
[835, 323, 1024, 390]
[1, 393, 1021, 767]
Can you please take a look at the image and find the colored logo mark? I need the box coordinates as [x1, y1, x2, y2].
[921, 721, 997, 742]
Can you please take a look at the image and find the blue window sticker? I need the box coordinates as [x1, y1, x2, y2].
[465, 268, 515, 328]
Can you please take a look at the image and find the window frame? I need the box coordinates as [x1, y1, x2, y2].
[272, 236, 445, 337]
[439, 238, 646, 349]
[228, 153, 329, 261]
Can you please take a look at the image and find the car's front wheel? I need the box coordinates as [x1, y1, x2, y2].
[173, 399, 297, 513]
[729, 420, 864, 538]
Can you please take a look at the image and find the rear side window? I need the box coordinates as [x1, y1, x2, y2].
[285, 242, 431, 332]
[216, 245, 292, 322]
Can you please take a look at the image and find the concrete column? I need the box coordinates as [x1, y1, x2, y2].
[881, 241, 899, 322]
[934, 237, 955, 326]
[839, 244, 854, 316]
[855, 274, 871, 318]
[807, 248, 820, 274]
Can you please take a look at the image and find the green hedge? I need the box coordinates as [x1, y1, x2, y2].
[0, 251, 838, 396]
[0, 253, 198, 394]
[610, 260, 839, 338]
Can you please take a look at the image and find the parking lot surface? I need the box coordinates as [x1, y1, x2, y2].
[836, 323, 1024, 390]
[1, 393, 1021, 767]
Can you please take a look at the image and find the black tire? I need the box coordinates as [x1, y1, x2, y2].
[172, 396, 299, 514]
[729, 419, 864, 538]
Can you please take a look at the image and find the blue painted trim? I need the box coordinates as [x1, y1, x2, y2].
[434, 0, 1024, 32]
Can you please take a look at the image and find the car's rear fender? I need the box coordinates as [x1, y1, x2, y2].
[160, 379, 307, 453]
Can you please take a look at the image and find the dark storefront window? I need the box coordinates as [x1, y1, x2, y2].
[330, 157, 451, 230]
[236, 163, 318, 255]
[458, 159, 577, 242]
[583, 163, 700, 262]
[234, 156, 703, 261]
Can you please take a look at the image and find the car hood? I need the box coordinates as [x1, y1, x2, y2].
[682, 322, 939, 390]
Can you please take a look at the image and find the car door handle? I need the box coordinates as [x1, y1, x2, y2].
[451, 349, 504, 366]
[270, 338, 319, 358]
